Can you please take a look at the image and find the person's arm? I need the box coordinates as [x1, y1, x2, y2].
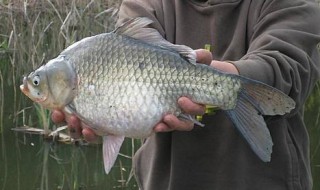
[232, 0, 320, 111]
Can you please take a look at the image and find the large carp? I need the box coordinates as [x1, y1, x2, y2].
[20, 17, 295, 173]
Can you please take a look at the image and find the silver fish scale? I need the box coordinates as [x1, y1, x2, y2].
[63, 33, 241, 138]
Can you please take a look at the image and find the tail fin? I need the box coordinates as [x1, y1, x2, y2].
[240, 81, 296, 115]
[226, 80, 295, 162]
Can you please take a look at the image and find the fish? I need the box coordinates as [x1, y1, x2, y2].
[20, 17, 296, 174]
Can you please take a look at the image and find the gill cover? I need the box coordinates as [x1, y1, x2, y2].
[41, 55, 77, 109]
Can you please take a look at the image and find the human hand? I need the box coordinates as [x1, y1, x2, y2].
[153, 49, 239, 132]
[51, 110, 98, 142]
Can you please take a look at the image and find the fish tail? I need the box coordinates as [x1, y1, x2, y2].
[225, 79, 295, 162]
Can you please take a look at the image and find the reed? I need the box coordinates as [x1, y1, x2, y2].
[0, 0, 120, 128]
[0, 68, 3, 133]
[305, 83, 320, 160]
[0, 0, 142, 189]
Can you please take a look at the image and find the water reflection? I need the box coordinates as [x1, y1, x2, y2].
[0, 126, 138, 190]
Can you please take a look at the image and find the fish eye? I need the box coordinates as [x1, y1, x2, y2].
[32, 75, 40, 86]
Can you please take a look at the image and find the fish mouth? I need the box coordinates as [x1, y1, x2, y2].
[20, 76, 29, 95]
[20, 76, 47, 103]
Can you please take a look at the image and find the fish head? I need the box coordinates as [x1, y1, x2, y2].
[20, 55, 77, 109]
[20, 66, 49, 103]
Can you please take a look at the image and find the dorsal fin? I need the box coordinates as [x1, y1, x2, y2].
[115, 17, 197, 64]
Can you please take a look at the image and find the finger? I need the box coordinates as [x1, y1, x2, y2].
[178, 97, 205, 115]
[163, 114, 194, 131]
[195, 49, 212, 65]
[154, 122, 174, 133]
[51, 110, 65, 124]
[67, 115, 82, 139]
[82, 127, 99, 142]
[210, 60, 239, 75]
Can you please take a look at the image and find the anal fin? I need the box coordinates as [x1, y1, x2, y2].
[226, 92, 273, 162]
[103, 135, 125, 174]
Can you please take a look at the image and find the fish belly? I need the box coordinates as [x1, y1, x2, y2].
[72, 80, 178, 138]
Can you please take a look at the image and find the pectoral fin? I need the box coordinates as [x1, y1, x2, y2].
[178, 113, 205, 127]
[102, 135, 125, 174]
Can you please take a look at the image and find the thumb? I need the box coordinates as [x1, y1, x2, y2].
[210, 60, 239, 75]
[195, 49, 212, 65]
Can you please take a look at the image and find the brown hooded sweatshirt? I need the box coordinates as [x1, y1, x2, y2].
[116, 0, 320, 189]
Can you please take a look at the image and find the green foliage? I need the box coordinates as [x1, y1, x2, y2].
[305, 82, 320, 111]
[34, 103, 51, 134]
[0, 39, 9, 70]
[0, 39, 8, 50]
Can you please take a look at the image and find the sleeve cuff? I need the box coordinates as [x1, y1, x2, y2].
[230, 58, 275, 86]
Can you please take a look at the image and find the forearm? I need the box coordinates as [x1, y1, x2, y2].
[232, 0, 320, 109]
